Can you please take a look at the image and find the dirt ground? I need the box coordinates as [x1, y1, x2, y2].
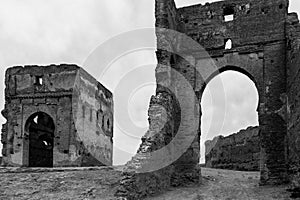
[0, 167, 296, 200]
[147, 168, 295, 200]
[0, 167, 122, 200]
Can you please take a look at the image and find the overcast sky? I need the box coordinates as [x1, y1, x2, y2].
[0, 0, 299, 165]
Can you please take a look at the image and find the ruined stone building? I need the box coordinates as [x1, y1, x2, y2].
[116, 0, 300, 199]
[205, 126, 260, 171]
[1, 65, 113, 167]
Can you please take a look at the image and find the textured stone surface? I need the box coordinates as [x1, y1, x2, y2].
[205, 126, 260, 171]
[0, 167, 295, 200]
[178, 0, 288, 185]
[1, 64, 113, 167]
[116, 0, 300, 198]
[0, 167, 121, 200]
[116, 0, 300, 199]
[286, 11, 300, 198]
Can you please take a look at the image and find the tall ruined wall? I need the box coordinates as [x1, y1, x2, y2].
[178, 0, 288, 185]
[1, 64, 113, 167]
[117, 0, 300, 198]
[205, 126, 260, 171]
[116, 0, 201, 199]
[72, 68, 113, 166]
[286, 12, 300, 192]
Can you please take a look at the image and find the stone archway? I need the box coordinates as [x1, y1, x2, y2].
[25, 112, 55, 167]
[196, 57, 287, 185]
[200, 67, 260, 169]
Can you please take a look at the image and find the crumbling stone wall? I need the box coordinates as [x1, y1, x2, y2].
[1, 64, 113, 167]
[205, 126, 260, 171]
[116, 0, 201, 199]
[286, 12, 300, 195]
[179, 0, 288, 185]
[116, 0, 297, 198]
[115, 0, 295, 198]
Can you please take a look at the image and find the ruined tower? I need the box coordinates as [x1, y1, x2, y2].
[1, 64, 113, 167]
[116, 0, 300, 199]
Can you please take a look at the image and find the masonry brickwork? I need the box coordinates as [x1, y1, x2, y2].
[116, 0, 300, 199]
[1, 64, 113, 167]
[205, 126, 260, 171]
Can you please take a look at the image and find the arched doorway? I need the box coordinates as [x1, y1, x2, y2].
[200, 69, 259, 166]
[25, 112, 55, 167]
[199, 66, 260, 165]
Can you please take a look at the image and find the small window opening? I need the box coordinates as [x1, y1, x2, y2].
[225, 39, 232, 50]
[35, 76, 43, 85]
[223, 6, 235, 22]
[224, 14, 234, 22]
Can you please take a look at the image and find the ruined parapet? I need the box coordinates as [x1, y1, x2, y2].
[1, 64, 113, 167]
[205, 126, 260, 171]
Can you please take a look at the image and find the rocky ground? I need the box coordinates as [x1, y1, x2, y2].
[0, 167, 297, 200]
[147, 168, 296, 200]
[0, 166, 122, 200]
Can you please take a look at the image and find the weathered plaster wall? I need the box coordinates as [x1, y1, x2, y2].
[1, 64, 113, 167]
[205, 126, 260, 171]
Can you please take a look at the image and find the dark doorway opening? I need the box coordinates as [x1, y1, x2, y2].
[25, 112, 55, 167]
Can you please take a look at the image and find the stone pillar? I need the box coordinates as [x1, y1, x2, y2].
[260, 42, 288, 185]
